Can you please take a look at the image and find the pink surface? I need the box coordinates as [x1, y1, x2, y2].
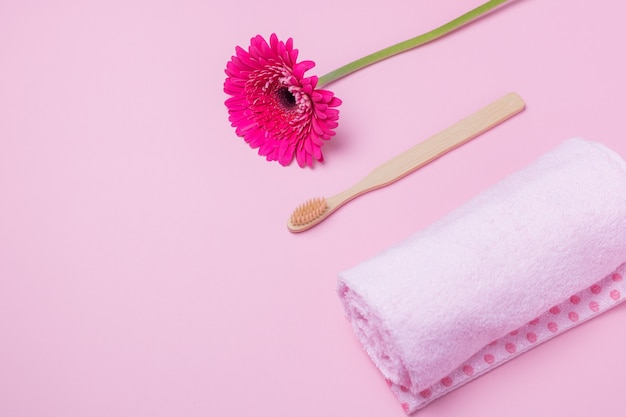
[1, 1, 625, 416]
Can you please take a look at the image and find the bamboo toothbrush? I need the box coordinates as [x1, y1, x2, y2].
[287, 92, 525, 233]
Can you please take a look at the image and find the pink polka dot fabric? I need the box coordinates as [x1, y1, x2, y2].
[390, 266, 625, 412]
[338, 139, 626, 413]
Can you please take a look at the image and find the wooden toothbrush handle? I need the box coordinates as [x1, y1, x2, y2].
[356, 92, 525, 193]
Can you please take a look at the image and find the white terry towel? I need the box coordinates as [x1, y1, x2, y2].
[338, 138, 626, 413]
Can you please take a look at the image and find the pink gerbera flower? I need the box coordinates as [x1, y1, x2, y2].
[223, 1, 511, 167]
[224, 34, 342, 167]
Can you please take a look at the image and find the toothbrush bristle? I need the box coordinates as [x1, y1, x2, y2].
[290, 198, 328, 226]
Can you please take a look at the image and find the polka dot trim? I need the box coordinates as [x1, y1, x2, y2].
[387, 264, 626, 414]
[419, 389, 432, 399]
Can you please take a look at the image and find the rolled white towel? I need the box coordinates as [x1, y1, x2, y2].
[338, 138, 626, 413]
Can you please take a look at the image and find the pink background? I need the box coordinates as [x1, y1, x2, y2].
[1, 0, 625, 416]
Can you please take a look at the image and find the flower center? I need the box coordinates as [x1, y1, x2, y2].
[276, 87, 297, 110]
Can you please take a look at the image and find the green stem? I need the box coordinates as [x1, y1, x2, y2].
[317, 0, 510, 87]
